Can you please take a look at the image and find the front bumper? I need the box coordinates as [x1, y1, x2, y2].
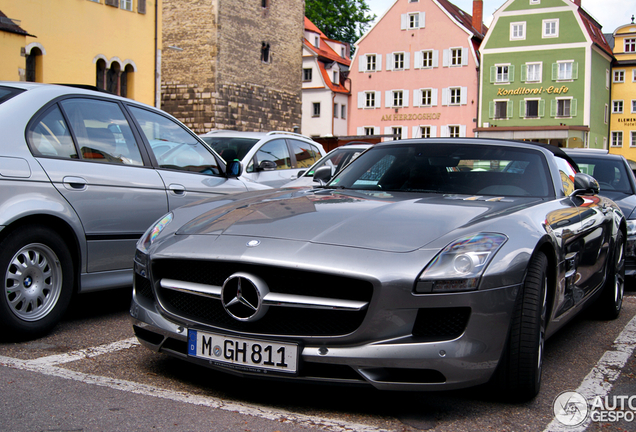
[130, 279, 521, 391]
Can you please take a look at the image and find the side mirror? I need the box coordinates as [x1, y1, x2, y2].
[258, 160, 278, 171]
[313, 165, 333, 183]
[226, 159, 242, 178]
[571, 172, 599, 196]
[297, 170, 306, 178]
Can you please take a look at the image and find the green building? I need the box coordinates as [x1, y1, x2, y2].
[476, 0, 612, 148]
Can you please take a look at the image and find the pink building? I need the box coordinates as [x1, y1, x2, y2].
[349, 0, 486, 140]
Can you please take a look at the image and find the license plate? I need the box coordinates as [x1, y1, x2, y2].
[188, 330, 298, 374]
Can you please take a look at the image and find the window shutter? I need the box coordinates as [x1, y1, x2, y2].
[441, 88, 448, 106]
[401, 14, 408, 30]
[413, 89, 421, 107]
[571, 99, 578, 116]
[509, 65, 515, 82]
[105, 0, 118, 6]
[413, 126, 421, 138]
[539, 99, 546, 117]
[384, 127, 392, 135]
[374, 127, 380, 135]
[431, 88, 438, 106]
[432, 50, 439, 67]
[359, 55, 366, 72]
[490, 66, 496, 83]
[461, 87, 468, 105]
[552, 63, 558, 80]
[489, 101, 495, 119]
[403, 90, 409, 107]
[420, 12, 426, 28]
[572, 62, 578, 80]
[138, 0, 146, 14]
[461, 48, 468, 66]
[386, 54, 393, 71]
[402, 128, 408, 139]
[460, 125, 466, 137]
[376, 54, 382, 71]
[357, 127, 364, 135]
[443, 49, 449, 67]
[440, 126, 448, 137]
[521, 65, 527, 82]
[414, 51, 422, 70]
[520, 100, 526, 117]
[550, 99, 557, 117]
[375, 91, 382, 108]
[358, 92, 365, 108]
[404, 52, 410, 70]
[431, 126, 437, 137]
[507, 101, 513, 118]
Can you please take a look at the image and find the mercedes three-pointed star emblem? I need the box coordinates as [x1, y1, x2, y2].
[221, 272, 270, 322]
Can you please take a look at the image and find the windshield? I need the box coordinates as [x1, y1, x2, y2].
[571, 156, 633, 194]
[304, 148, 367, 177]
[329, 143, 553, 197]
[201, 136, 259, 162]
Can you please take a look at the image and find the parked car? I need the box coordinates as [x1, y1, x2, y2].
[283, 143, 372, 188]
[199, 130, 326, 188]
[0, 81, 270, 339]
[130, 138, 625, 400]
[564, 148, 636, 279]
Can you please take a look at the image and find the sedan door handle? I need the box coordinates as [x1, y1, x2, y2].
[63, 176, 87, 190]
[168, 184, 186, 195]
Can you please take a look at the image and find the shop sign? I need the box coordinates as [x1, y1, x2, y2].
[496, 85, 569, 96]
[381, 113, 441, 122]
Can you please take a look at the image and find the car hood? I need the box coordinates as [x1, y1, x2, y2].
[175, 189, 542, 252]
[598, 191, 636, 219]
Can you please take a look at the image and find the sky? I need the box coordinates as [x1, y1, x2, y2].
[364, 0, 636, 35]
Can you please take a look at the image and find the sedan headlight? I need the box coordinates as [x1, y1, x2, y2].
[416, 233, 507, 293]
[627, 219, 636, 237]
[138, 213, 173, 254]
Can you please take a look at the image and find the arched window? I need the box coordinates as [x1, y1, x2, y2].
[26, 47, 42, 82]
[121, 64, 134, 98]
[107, 62, 121, 94]
[96, 59, 107, 91]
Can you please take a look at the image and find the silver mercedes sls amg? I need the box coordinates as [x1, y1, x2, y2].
[130, 138, 626, 400]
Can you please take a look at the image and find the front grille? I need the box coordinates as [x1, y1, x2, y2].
[412, 307, 471, 341]
[153, 259, 373, 337]
[626, 256, 636, 274]
[135, 274, 154, 301]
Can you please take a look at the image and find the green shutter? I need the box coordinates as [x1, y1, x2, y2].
[507, 101, 513, 118]
[489, 101, 495, 119]
[490, 66, 496, 83]
[519, 100, 526, 117]
[521, 65, 527, 82]
[509, 65, 515, 83]
[571, 99, 577, 117]
[552, 63, 558, 81]
[572, 62, 578, 80]
[539, 100, 545, 117]
[550, 99, 557, 117]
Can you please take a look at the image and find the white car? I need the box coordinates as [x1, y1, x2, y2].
[200, 130, 326, 188]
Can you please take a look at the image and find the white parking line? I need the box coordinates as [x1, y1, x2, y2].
[544, 314, 636, 432]
[0, 338, 388, 432]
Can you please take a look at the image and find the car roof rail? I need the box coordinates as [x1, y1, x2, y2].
[266, 131, 314, 140]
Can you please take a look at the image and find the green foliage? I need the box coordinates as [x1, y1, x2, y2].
[305, 0, 376, 47]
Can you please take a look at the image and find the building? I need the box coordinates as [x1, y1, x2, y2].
[302, 17, 351, 138]
[0, 11, 34, 82]
[476, 0, 612, 149]
[161, 0, 304, 134]
[0, 0, 160, 106]
[609, 18, 636, 158]
[348, 0, 486, 140]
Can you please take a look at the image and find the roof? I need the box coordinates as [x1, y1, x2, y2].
[436, 0, 487, 38]
[577, 7, 613, 57]
[304, 17, 351, 67]
[0, 10, 34, 37]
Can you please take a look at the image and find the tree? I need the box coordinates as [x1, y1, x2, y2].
[305, 0, 376, 48]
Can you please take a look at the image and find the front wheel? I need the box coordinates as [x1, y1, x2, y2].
[492, 251, 548, 401]
[0, 226, 74, 339]
[597, 230, 625, 320]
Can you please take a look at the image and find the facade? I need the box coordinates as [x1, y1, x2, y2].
[161, 0, 304, 134]
[0, 0, 160, 106]
[609, 21, 636, 159]
[0, 10, 32, 82]
[302, 17, 351, 138]
[476, 0, 612, 149]
[348, 0, 486, 140]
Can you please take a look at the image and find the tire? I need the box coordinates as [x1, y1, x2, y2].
[0, 226, 74, 340]
[492, 251, 548, 401]
[597, 230, 625, 320]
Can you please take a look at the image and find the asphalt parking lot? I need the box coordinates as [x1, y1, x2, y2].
[1, 288, 636, 432]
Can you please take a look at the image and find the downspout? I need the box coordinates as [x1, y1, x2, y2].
[154, 0, 159, 107]
[332, 91, 336, 137]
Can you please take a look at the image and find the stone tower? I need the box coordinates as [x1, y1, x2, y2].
[161, 0, 304, 133]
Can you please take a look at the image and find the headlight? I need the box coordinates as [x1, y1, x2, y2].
[627, 219, 636, 237]
[138, 213, 173, 254]
[416, 233, 507, 293]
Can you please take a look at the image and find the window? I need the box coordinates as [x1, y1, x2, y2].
[290, 140, 321, 169]
[394, 52, 405, 70]
[525, 100, 539, 118]
[364, 127, 374, 135]
[401, 12, 425, 29]
[554, 61, 577, 80]
[261, 42, 271, 63]
[632, 131, 636, 147]
[510, 22, 526, 40]
[448, 126, 460, 138]
[341, 47, 345, 58]
[334, 103, 339, 118]
[26, 47, 42, 82]
[314, 37, 319, 48]
[366, 54, 377, 71]
[96, 60, 133, 98]
[525, 63, 542, 82]
[254, 139, 292, 171]
[312, 102, 320, 117]
[543, 19, 558, 38]
[626, 38, 636, 53]
[393, 90, 404, 107]
[392, 127, 402, 140]
[421, 89, 432, 106]
[556, 99, 571, 117]
[632, 100, 636, 113]
[408, 13, 419, 29]
[262, 0, 269, 7]
[333, 70, 339, 84]
[495, 101, 508, 119]
[614, 70, 625, 83]
[450, 87, 461, 105]
[613, 100, 624, 114]
[496, 65, 510, 83]
[303, 68, 312, 82]
[120, 0, 132, 10]
[366, 92, 376, 108]
[530, 0, 540, 4]
[341, 104, 346, 119]
[605, 104, 609, 124]
[421, 50, 433, 68]
[420, 126, 431, 138]
[612, 131, 623, 147]
[451, 48, 462, 66]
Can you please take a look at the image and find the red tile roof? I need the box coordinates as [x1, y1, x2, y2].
[577, 7, 613, 56]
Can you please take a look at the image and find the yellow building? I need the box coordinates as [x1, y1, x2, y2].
[0, 11, 33, 82]
[0, 0, 160, 106]
[610, 21, 636, 160]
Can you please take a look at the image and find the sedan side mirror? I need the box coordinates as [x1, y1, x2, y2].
[571, 172, 599, 196]
[313, 165, 333, 183]
[226, 159, 242, 178]
[258, 160, 278, 171]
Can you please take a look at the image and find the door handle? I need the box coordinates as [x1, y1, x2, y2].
[168, 184, 186, 195]
[63, 176, 87, 190]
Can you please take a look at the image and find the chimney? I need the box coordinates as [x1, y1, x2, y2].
[472, 0, 483, 33]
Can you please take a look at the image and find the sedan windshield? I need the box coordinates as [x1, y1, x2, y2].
[571, 156, 634, 195]
[201, 136, 259, 162]
[329, 143, 553, 197]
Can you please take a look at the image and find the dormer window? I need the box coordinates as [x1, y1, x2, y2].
[314, 37, 319, 48]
